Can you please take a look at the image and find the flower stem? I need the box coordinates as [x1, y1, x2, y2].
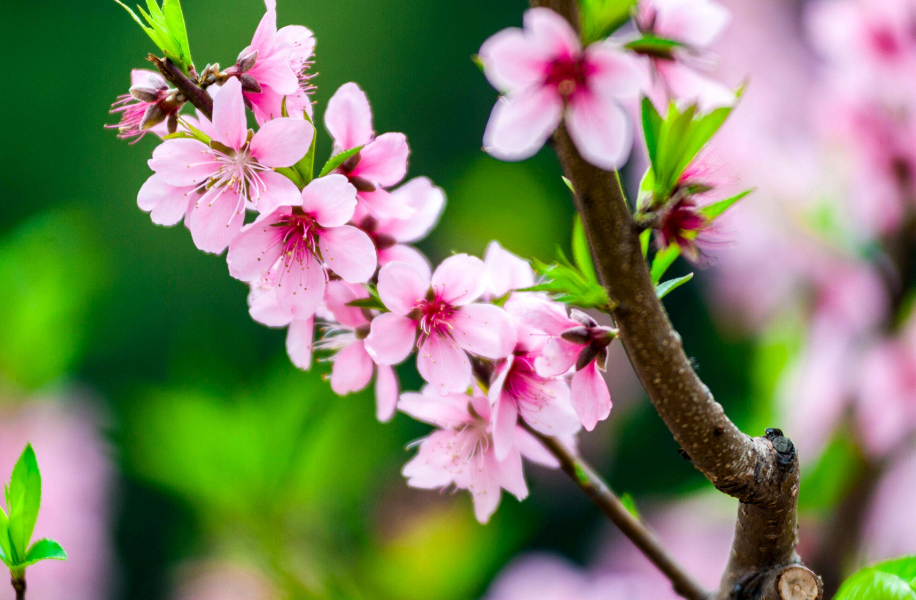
[147, 55, 213, 121]
[11, 575, 25, 600]
[522, 423, 710, 600]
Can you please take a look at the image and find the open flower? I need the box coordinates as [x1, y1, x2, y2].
[479, 7, 644, 169]
[148, 78, 313, 253]
[324, 83, 412, 219]
[107, 69, 182, 142]
[364, 257, 517, 395]
[227, 174, 377, 320]
[354, 176, 445, 280]
[400, 387, 557, 523]
[317, 281, 400, 422]
[637, 0, 734, 110]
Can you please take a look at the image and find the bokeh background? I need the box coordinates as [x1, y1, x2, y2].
[3, 0, 916, 598]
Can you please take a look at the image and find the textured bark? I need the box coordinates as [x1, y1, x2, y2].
[526, 1, 818, 597]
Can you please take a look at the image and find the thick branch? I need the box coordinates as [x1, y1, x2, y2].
[524, 424, 710, 600]
[147, 55, 213, 121]
[528, 1, 814, 597]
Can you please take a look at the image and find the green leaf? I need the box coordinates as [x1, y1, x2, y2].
[6, 445, 41, 562]
[655, 273, 693, 299]
[626, 35, 683, 57]
[319, 146, 363, 178]
[641, 98, 663, 171]
[619, 493, 641, 520]
[699, 189, 752, 222]
[639, 229, 651, 258]
[571, 217, 598, 284]
[579, 0, 638, 44]
[523, 251, 611, 310]
[163, 0, 193, 72]
[0, 508, 10, 566]
[562, 176, 575, 194]
[19, 539, 67, 568]
[113, 0, 192, 74]
[346, 297, 387, 311]
[650, 244, 681, 284]
[835, 558, 916, 600]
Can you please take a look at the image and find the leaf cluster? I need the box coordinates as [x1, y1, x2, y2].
[115, 0, 193, 74]
[836, 556, 916, 600]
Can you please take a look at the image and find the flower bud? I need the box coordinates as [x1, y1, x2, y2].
[576, 344, 601, 371]
[239, 73, 262, 94]
[235, 50, 258, 73]
[129, 86, 162, 103]
[140, 103, 167, 130]
[570, 309, 598, 328]
[561, 326, 591, 345]
[349, 176, 377, 193]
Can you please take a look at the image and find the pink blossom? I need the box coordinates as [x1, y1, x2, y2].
[233, 0, 316, 123]
[318, 280, 400, 422]
[246, 271, 315, 370]
[148, 78, 314, 253]
[364, 257, 517, 395]
[354, 177, 445, 280]
[324, 83, 412, 219]
[483, 241, 535, 300]
[227, 174, 377, 320]
[489, 351, 581, 460]
[107, 69, 181, 142]
[637, 0, 735, 110]
[479, 8, 644, 169]
[400, 387, 556, 524]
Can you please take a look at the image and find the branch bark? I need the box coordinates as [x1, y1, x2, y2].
[524, 424, 710, 600]
[11, 575, 25, 600]
[147, 55, 213, 121]
[528, 1, 817, 597]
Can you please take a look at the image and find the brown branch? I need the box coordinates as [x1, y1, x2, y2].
[11, 575, 25, 600]
[523, 424, 710, 600]
[528, 1, 817, 597]
[147, 55, 213, 121]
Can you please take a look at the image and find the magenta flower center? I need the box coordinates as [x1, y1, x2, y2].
[504, 354, 555, 411]
[869, 25, 903, 58]
[275, 212, 320, 269]
[416, 296, 456, 339]
[544, 55, 593, 99]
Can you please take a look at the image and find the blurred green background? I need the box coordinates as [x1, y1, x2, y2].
[0, 1, 764, 598]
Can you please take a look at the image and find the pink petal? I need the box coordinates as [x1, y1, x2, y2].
[483, 241, 534, 298]
[505, 294, 577, 334]
[483, 87, 564, 161]
[276, 24, 315, 67]
[331, 340, 374, 394]
[357, 189, 415, 220]
[251, 170, 302, 214]
[351, 132, 409, 187]
[148, 138, 216, 187]
[524, 7, 581, 59]
[403, 430, 459, 489]
[212, 78, 248, 150]
[187, 189, 246, 254]
[137, 174, 193, 226]
[492, 392, 519, 461]
[519, 379, 581, 437]
[653, 0, 730, 48]
[377, 261, 430, 315]
[470, 462, 502, 524]
[566, 91, 632, 170]
[323, 280, 369, 328]
[246, 85, 286, 125]
[275, 251, 326, 319]
[130, 68, 166, 88]
[452, 304, 517, 359]
[374, 365, 399, 423]
[227, 209, 287, 281]
[417, 333, 472, 395]
[318, 225, 378, 283]
[324, 82, 374, 149]
[286, 317, 314, 370]
[570, 360, 612, 431]
[379, 177, 446, 243]
[535, 338, 581, 377]
[584, 42, 648, 98]
[494, 445, 528, 500]
[364, 313, 417, 365]
[248, 282, 291, 327]
[300, 175, 358, 227]
[479, 26, 551, 92]
[248, 1, 277, 57]
[655, 60, 735, 111]
[379, 244, 432, 282]
[431, 254, 486, 306]
[250, 117, 314, 167]
[398, 391, 473, 427]
[516, 427, 560, 468]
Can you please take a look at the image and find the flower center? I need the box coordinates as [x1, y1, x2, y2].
[276, 210, 319, 269]
[416, 296, 456, 338]
[545, 55, 591, 99]
[205, 141, 270, 207]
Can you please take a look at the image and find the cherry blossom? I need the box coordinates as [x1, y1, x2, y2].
[324, 83, 412, 219]
[400, 387, 557, 524]
[637, 0, 735, 110]
[479, 7, 645, 169]
[226, 174, 377, 320]
[107, 69, 182, 142]
[147, 78, 313, 253]
[483, 241, 535, 300]
[364, 257, 517, 395]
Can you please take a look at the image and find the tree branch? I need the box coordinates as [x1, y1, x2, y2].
[523, 424, 710, 600]
[11, 575, 25, 600]
[147, 55, 213, 121]
[528, 1, 817, 597]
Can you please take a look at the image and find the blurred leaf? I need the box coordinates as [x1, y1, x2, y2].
[347, 297, 386, 310]
[700, 189, 753, 222]
[835, 557, 916, 600]
[626, 35, 682, 57]
[640, 228, 651, 257]
[572, 216, 598, 284]
[579, 0, 637, 44]
[6, 445, 40, 562]
[114, 0, 193, 73]
[0, 508, 10, 566]
[619, 493, 641, 519]
[20, 539, 67, 567]
[524, 251, 611, 310]
[650, 243, 681, 284]
[319, 146, 364, 178]
[799, 428, 866, 514]
[656, 273, 693, 299]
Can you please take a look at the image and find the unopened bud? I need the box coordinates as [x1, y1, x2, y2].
[349, 176, 377, 193]
[129, 86, 161, 103]
[560, 326, 590, 345]
[341, 151, 362, 173]
[576, 344, 600, 371]
[570, 309, 598, 328]
[236, 50, 258, 73]
[239, 73, 262, 94]
[140, 103, 167, 130]
[167, 112, 178, 134]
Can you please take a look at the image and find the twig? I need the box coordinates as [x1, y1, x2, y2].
[147, 55, 213, 121]
[523, 423, 710, 600]
[12, 575, 25, 600]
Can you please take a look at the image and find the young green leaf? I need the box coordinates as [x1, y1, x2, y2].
[641, 98, 663, 170]
[834, 556, 916, 600]
[319, 146, 363, 178]
[19, 539, 67, 568]
[6, 445, 40, 562]
[572, 216, 598, 284]
[699, 189, 753, 222]
[524, 252, 611, 310]
[655, 273, 694, 299]
[114, 0, 193, 74]
[346, 297, 387, 311]
[619, 493, 641, 520]
[626, 35, 683, 57]
[639, 228, 651, 258]
[579, 0, 638, 45]
[0, 508, 10, 566]
[650, 244, 681, 284]
[162, 0, 193, 71]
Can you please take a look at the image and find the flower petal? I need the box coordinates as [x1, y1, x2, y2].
[251, 170, 303, 214]
[379, 177, 446, 243]
[653, 0, 730, 48]
[655, 60, 735, 111]
[417, 333, 472, 395]
[483, 87, 564, 162]
[212, 77, 248, 150]
[534, 338, 581, 377]
[518, 379, 581, 437]
[431, 254, 487, 306]
[138, 174, 193, 226]
[331, 340, 374, 394]
[452, 304, 517, 359]
[248, 281, 292, 327]
[479, 26, 550, 92]
[187, 189, 246, 254]
[275, 251, 327, 319]
[570, 360, 612, 431]
[524, 7, 581, 58]
[566, 92, 632, 170]
[300, 175, 358, 227]
[148, 138, 216, 187]
[398, 391, 473, 427]
[483, 241, 534, 298]
[286, 317, 315, 370]
[365, 313, 417, 365]
[492, 390, 519, 461]
[377, 261, 430, 315]
[318, 225, 378, 283]
[516, 426, 560, 468]
[584, 42, 648, 98]
[352, 132, 409, 187]
[250, 117, 314, 167]
[375, 365, 399, 423]
[323, 280, 369, 328]
[357, 189, 415, 220]
[324, 82, 374, 149]
[227, 209, 287, 281]
[494, 445, 528, 500]
[403, 430, 459, 489]
[379, 244, 432, 282]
